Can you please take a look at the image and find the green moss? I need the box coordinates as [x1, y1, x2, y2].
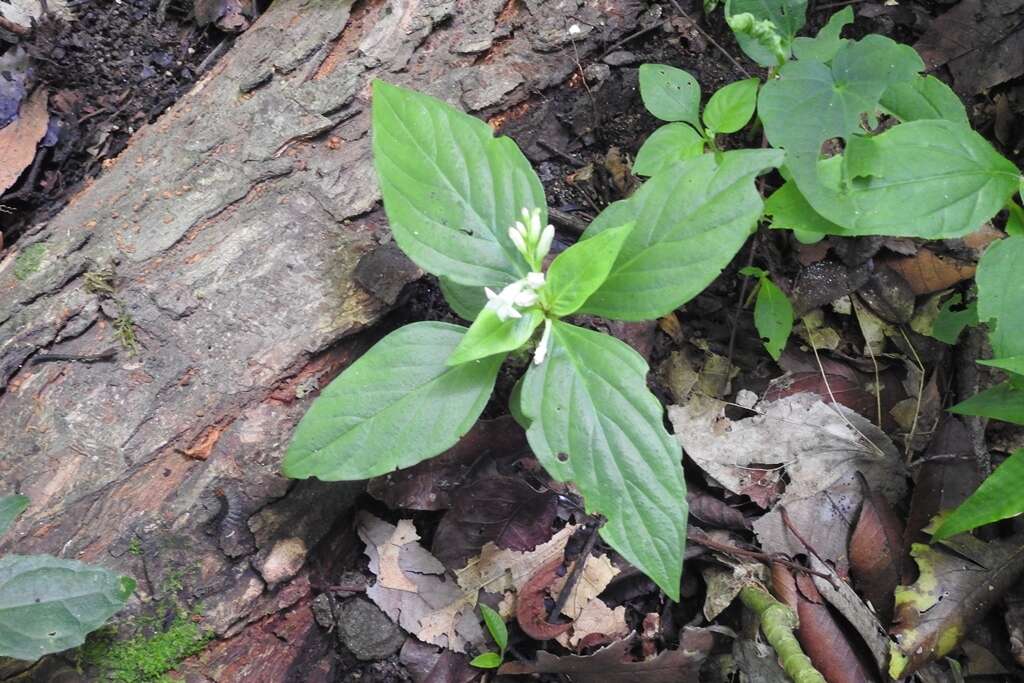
[80, 612, 211, 682]
[13, 243, 46, 280]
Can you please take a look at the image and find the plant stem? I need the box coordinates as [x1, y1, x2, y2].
[739, 585, 826, 683]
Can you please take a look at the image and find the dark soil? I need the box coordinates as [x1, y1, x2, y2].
[0, 0, 223, 245]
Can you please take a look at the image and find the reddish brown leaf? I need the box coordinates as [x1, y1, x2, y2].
[881, 250, 976, 296]
[764, 371, 876, 422]
[499, 629, 713, 682]
[516, 556, 571, 641]
[686, 487, 751, 530]
[772, 563, 880, 683]
[432, 475, 558, 569]
[849, 475, 904, 624]
[367, 417, 527, 511]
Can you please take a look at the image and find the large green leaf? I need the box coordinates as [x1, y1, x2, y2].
[949, 382, 1024, 425]
[0, 555, 135, 661]
[764, 180, 843, 234]
[759, 38, 1018, 237]
[544, 223, 633, 316]
[880, 75, 968, 125]
[0, 495, 28, 537]
[976, 235, 1024, 358]
[448, 308, 543, 366]
[791, 6, 851, 63]
[703, 78, 759, 135]
[579, 149, 783, 321]
[978, 356, 1024, 376]
[520, 322, 687, 599]
[439, 277, 488, 321]
[638, 65, 701, 127]
[726, 0, 807, 66]
[632, 123, 705, 177]
[283, 322, 502, 480]
[372, 80, 543, 287]
[932, 449, 1024, 540]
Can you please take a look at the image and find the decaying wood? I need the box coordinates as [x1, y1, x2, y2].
[0, 0, 645, 677]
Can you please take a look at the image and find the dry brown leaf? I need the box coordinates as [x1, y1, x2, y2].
[359, 513, 484, 653]
[548, 553, 619, 620]
[848, 476, 904, 625]
[882, 249, 976, 295]
[379, 519, 421, 592]
[0, 88, 48, 196]
[499, 629, 713, 682]
[455, 524, 575, 598]
[556, 598, 629, 648]
[516, 556, 572, 641]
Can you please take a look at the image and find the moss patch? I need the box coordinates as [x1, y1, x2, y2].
[80, 611, 211, 682]
[13, 243, 46, 280]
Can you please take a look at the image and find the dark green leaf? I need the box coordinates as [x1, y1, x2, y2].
[580, 149, 783, 321]
[471, 652, 503, 669]
[932, 449, 1024, 540]
[976, 235, 1024, 358]
[929, 294, 977, 345]
[880, 75, 968, 125]
[703, 78, 759, 134]
[0, 555, 135, 661]
[440, 277, 488, 321]
[479, 603, 508, 650]
[639, 65, 701, 126]
[949, 382, 1024, 425]
[509, 375, 529, 429]
[372, 80, 543, 287]
[726, 0, 807, 66]
[283, 322, 502, 480]
[544, 223, 633, 316]
[0, 495, 28, 538]
[448, 307, 543, 366]
[792, 6, 852, 62]
[520, 322, 687, 599]
[632, 124, 705, 177]
[752, 276, 794, 360]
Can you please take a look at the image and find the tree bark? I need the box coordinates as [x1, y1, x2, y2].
[0, 0, 645, 677]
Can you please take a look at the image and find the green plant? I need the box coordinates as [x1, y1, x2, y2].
[470, 603, 507, 670]
[740, 267, 794, 361]
[79, 610, 210, 683]
[283, 80, 693, 598]
[0, 495, 135, 661]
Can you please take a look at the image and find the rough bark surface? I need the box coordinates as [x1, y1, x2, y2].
[0, 0, 644, 678]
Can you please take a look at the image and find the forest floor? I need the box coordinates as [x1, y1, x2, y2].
[2, 0, 1024, 681]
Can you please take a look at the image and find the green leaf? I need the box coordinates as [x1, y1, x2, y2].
[633, 123, 705, 177]
[932, 449, 1024, 540]
[544, 223, 634, 316]
[470, 652, 502, 669]
[726, 0, 807, 66]
[448, 307, 543, 366]
[880, 75, 968, 125]
[639, 65, 701, 126]
[976, 235, 1024, 358]
[1007, 202, 1024, 236]
[0, 495, 28, 537]
[703, 78, 759, 134]
[283, 322, 502, 480]
[479, 604, 508, 650]
[764, 180, 844, 235]
[509, 375, 529, 429]
[520, 322, 687, 599]
[929, 294, 978, 344]
[0, 555, 135, 661]
[440, 277, 488, 321]
[372, 80, 544, 287]
[978, 356, 1024, 376]
[949, 382, 1024, 425]
[751, 275, 794, 360]
[792, 6, 852, 62]
[579, 149, 783, 321]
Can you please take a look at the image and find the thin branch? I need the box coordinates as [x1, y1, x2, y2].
[665, 0, 752, 79]
[549, 520, 602, 621]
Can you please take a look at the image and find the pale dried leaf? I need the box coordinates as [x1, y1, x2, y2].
[701, 562, 765, 621]
[557, 598, 629, 648]
[548, 553, 619, 620]
[379, 519, 421, 592]
[455, 524, 575, 597]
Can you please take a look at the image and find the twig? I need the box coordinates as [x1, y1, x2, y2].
[898, 327, 926, 460]
[31, 348, 118, 364]
[778, 507, 841, 591]
[549, 520, 602, 621]
[599, 22, 662, 58]
[665, 0, 752, 79]
[726, 235, 759, 367]
[688, 529, 837, 586]
[548, 208, 589, 237]
[538, 140, 581, 166]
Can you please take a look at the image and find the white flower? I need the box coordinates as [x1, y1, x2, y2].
[485, 283, 525, 321]
[534, 318, 553, 365]
[509, 207, 555, 269]
[536, 223, 554, 263]
[526, 271, 546, 289]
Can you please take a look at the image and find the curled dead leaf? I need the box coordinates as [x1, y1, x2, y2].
[516, 555, 571, 640]
[0, 87, 49, 196]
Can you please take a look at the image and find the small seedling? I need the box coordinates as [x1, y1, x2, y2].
[470, 604, 508, 670]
